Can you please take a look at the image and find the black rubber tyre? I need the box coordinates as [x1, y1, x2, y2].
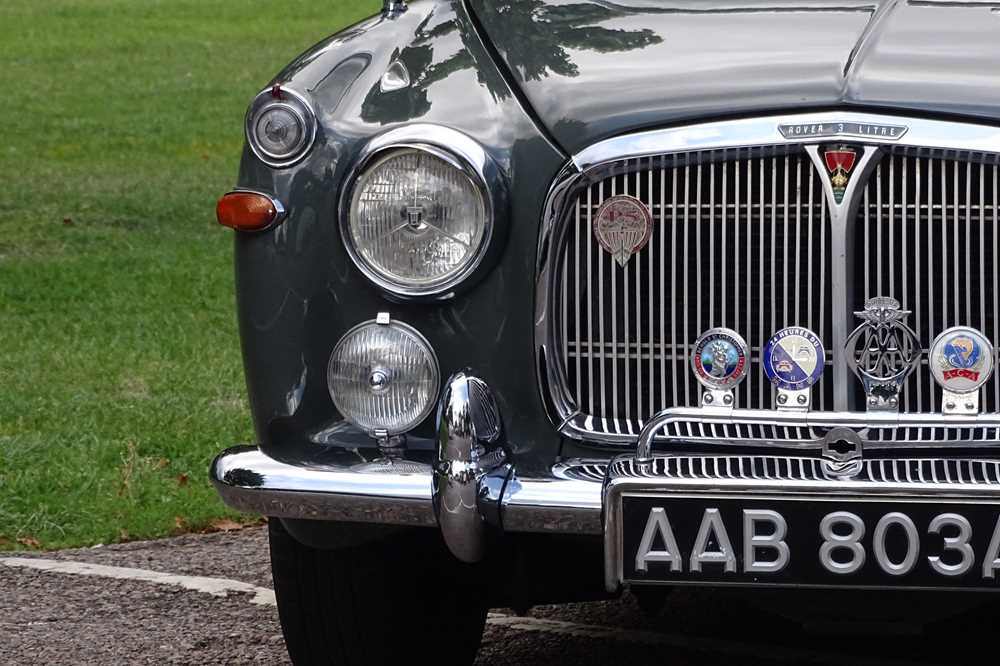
[268, 519, 488, 666]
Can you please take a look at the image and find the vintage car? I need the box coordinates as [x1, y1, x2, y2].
[211, 0, 1000, 662]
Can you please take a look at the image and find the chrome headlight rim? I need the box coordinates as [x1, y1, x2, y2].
[339, 125, 507, 300]
[327, 317, 441, 438]
[245, 86, 318, 169]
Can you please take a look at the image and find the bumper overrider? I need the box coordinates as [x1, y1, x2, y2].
[211, 372, 1000, 592]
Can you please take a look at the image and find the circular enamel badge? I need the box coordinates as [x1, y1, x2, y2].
[762, 327, 825, 391]
[593, 195, 652, 267]
[929, 326, 994, 394]
[691, 328, 749, 390]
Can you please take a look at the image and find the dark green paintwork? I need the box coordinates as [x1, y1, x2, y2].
[232, 1, 568, 476]
[230, 0, 1000, 478]
[471, 0, 1000, 153]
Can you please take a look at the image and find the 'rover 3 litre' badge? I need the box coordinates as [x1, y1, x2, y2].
[593, 195, 653, 267]
[823, 145, 858, 203]
[692, 328, 749, 390]
[762, 327, 825, 391]
[929, 326, 994, 394]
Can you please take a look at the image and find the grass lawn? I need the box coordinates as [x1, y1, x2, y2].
[0, 0, 380, 550]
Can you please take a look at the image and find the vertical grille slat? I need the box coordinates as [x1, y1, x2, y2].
[993, 165, 999, 411]
[558, 148, 1000, 436]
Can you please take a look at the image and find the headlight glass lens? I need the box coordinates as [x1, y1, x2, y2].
[348, 148, 489, 294]
[327, 320, 440, 436]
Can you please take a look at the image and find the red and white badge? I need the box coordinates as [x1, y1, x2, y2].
[593, 195, 652, 267]
[929, 326, 994, 394]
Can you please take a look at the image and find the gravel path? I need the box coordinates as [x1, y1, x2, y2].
[2, 526, 999, 665]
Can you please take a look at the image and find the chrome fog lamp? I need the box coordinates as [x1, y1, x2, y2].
[246, 86, 317, 168]
[344, 145, 492, 297]
[327, 316, 440, 438]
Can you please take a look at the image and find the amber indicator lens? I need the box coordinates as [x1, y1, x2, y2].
[216, 192, 281, 231]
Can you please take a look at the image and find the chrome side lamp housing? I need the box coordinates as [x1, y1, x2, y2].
[245, 86, 318, 168]
[340, 125, 508, 299]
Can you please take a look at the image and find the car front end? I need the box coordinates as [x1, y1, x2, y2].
[210, 0, 1000, 661]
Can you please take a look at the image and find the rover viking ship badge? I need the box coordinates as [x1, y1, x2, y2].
[845, 296, 922, 412]
[823, 145, 858, 203]
[593, 195, 653, 267]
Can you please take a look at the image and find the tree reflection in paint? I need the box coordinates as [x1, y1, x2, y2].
[362, 0, 663, 124]
[484, 0, 663, 80]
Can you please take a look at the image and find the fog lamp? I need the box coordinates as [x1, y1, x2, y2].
[327, 316, 440, 437]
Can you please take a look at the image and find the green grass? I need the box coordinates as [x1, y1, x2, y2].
[0, 0, 380, 550]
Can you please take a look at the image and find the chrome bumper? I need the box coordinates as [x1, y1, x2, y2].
[210, 373, 1000, 571]
[210, 446, 603, 535]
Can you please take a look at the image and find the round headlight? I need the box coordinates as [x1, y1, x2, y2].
[327, 318, 440, 437]
[246, 87, 317, 168]
[345, 147, 491, 296]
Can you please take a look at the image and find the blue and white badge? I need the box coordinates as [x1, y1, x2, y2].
[762, 327, 825, 391]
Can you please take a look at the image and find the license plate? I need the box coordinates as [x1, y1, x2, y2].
[619, 495, 1000, 590]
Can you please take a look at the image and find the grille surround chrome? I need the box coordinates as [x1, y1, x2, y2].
[536, 111, 1000, 447]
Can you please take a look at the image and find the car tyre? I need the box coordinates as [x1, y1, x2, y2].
[268, 519, 487, 666]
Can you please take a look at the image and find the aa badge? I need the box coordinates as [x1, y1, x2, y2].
[845, 296, 921, 412]
[593, 195, 652, 267]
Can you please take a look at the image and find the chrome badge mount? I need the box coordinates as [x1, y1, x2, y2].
[929, 326, 995, 415]
[692, 328, 749, 409]
[845, 297, 921, 412]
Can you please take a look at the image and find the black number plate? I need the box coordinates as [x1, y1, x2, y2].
[621, 495, 1000, 589]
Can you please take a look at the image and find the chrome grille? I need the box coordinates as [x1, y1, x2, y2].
[561, 149, 834, 435]
[857, 152, 1000, 413]
[555, 147, 1000, 437]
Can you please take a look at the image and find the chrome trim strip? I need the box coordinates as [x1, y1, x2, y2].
[538, 111, 1000, 446]
[574, 111, 1000, 173]
[634, 407, 1000, 461]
